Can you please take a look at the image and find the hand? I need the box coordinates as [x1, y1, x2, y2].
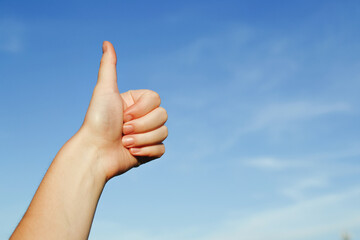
[10, 41, 167, 240]
[79, 41, 168, 180]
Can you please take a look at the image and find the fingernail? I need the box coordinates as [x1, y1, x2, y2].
[123, 124, 134, 134]
[124, 115, 133, 122]
[122, 137, 134, 146]
[131, 148, 141, 154]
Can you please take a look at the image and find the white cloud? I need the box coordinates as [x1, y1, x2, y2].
[115, 21, 360, 240]
[242, 145, 360, 172]
[242, 157, 329, 201]
[242, 147, 360, 201]
[222, 101, 352, 151]
[89, 187, 360, 240]
[281, 176, 329, 201]
[247, 101, 351, 132]
[244, 157, 308, 171]
[201, 187, 360, 240]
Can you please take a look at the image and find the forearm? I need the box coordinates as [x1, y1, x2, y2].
[10, 41, 168, 239]
[11, 131, 106, 240]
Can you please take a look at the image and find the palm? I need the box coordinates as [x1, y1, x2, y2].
[82, 90, 139, 178]
[80, 42, 167, 180]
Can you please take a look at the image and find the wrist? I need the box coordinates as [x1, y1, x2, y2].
[57, 129, 108, 186]
[76, 125, 139, 180]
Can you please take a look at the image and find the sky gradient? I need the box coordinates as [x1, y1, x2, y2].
[1, 1, 360, 239]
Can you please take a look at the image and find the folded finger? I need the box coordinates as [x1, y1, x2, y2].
[123, 107, 168, 134]
[130, 144, 165, 158]
[123, 90, 161, 122]
[122, 126, 168, 148]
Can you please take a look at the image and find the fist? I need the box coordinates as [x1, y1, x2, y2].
[79, 41, 168, 180]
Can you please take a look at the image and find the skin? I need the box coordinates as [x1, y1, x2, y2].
[10, 41, 168, 240]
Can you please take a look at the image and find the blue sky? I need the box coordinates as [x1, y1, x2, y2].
[1, 1, 360, 239]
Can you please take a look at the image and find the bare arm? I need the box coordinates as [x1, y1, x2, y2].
[10, 41, 168, 239]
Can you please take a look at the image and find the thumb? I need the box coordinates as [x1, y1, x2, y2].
[97, 41, 118, 91]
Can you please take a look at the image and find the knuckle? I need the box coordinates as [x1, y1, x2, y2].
[127, 90, 133, 96]
[100, 58, 106, 66]
[147, 90, 161, 104]
[100, 57, 116, 66]
[147, 145, 165, 158]
[159, 145, 165, 157]
[158, 107, 168, 122]
[162, 126, 168, 138]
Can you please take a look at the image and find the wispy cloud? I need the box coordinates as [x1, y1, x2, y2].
[243, 157, 309, 171]
[115, 15, 360, 240]
[242, 146, 360, 201]
[202, 187, 360, 240]
[222, 101, 352, 151]
[242, 145, 360, 174]
[281, 176, 329, 201]
[90, 187, 360, 240]
[246, 101, 351, 132]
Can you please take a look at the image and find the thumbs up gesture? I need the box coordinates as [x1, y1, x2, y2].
[80, 41, 168, 180]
